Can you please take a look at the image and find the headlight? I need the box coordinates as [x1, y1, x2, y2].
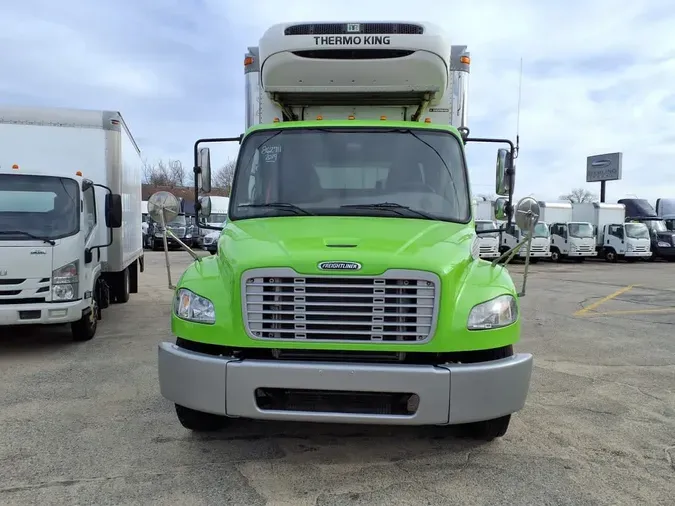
[174, 288, 215, 324]
[657, 241, 670, 248]
[467, 294, 518, 330]
[52, 261, 79, 301]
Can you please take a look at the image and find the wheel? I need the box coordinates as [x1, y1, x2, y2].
[465, 415, 512, 441]
[71, 298, 98, 342]
[175, 404, 228, 432]
[605, 249, 617, 263]
[113, 267, 130, 304]
[550, 249, 561, 262]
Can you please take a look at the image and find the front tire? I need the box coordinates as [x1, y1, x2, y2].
[465, 415, 511, 441]
[71, 299, 98, 342]
[550, 249, 561, 262]
[460, 345, 514, 441]
[175, 404, 228, 432]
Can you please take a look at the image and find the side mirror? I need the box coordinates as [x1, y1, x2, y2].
[197, 147, 212, 193]
[105, 194, 123, 228]
[514, 197, 540, 231]
[494, 197, 508, 220]
[198, 195, 212, 219]
[495, 148, 512, 196]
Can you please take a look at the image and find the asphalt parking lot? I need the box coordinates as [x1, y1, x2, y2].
[1, 252, 673, 505]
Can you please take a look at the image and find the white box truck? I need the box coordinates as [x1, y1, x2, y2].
[499, 221, 552, 262]
[539, 201, 596, 261]
[473, 200, 499, 259]
[572, 202, 651, 262]
[0, 105, 144, 341]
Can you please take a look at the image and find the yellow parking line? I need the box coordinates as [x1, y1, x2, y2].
[574, 284, 638, 316]
[590, 307, 675, 316]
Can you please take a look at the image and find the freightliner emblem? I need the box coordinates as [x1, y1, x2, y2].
[318, 261, 362, 271]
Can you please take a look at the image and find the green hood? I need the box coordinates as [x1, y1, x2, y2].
[220, 216, 475, 276]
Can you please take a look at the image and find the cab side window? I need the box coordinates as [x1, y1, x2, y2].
[608, 225, 622, 238]
[82, 186, 97, 241]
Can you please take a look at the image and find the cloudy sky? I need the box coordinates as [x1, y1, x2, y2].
[2, 0, 673, 204]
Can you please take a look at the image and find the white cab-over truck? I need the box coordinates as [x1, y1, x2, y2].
[499, 221, 551, 262]
[0, 106, 144, 341]
[539, 201, 596, 262]
[473, 200, 499, 259]
[572, 202, 651, 262]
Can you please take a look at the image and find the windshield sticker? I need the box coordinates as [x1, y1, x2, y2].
[261, 145, 281, 163]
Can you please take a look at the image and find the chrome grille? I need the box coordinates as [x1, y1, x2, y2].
[576, 245, 593, 252]
[242, 268, 439, 344]
[529, 245, 546, 252]
[168, 227, 186, 236]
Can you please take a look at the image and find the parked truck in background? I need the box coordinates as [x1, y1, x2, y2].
[155, 21, 534, 441]
[199, 196, 229, 253]
[499, 221, 551, 262]
[619, 198, 675, 261]
[0, 105, 143, 341]
[572, 202, 651, 262]
[539, 201, 596, 262]
[151, 197, 194, 250]
[473, 200, 499, 259]
[655, 197, 675, 232]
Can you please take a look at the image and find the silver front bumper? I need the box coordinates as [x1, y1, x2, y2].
[158, 342, 533, 425]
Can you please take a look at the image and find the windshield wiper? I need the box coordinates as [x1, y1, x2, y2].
[341, 202, 437, 220]
[238, 202, 315, 216]
[0, 230, 55, 245]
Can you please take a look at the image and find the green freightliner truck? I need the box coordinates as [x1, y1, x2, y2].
[150, 21, 538, 441]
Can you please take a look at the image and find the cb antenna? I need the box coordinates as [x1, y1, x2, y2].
[514, 57, 523, 159]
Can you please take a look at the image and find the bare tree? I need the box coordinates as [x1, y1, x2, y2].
[212, 160, 236, 195]
[168, 160, 186, 186]
[142, 159, 187, 187]
[559, 188, 597, 203]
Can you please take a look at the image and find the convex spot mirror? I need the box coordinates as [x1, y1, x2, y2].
[198, 195, 212, 219]
[495, 148, 514, 196]
[514, 197, 541, 231]
[494, 197, 508, 221]
[148, 191, 180, 226]
[105, 194, 123, 228]
[197, 147, 212, 193]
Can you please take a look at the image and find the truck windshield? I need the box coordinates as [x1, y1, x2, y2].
[0, 174, 79, 240]
[208, 213, 228, 224]
[475, 221, 498, 237]
[624, 223, 649, 239]
[533, 223, 549, 238]
[229, 127, 470, 222]
[568, 223, 593, 238]
[642, 219, 667, 233]
[167, 215, 186, 227]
